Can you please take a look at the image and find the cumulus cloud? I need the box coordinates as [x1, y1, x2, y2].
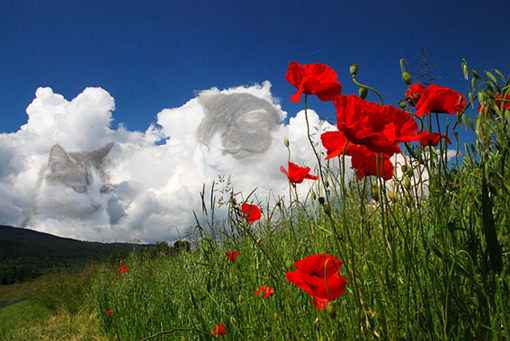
[0, 82, 347, 243]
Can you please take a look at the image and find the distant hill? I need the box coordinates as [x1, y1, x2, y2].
[0, 225, 151, 284]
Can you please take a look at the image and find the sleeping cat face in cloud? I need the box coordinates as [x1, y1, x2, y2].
[196, 92, 285, 173]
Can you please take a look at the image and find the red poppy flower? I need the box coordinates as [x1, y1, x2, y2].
[311, 297, 329, 310]
[321, 132, 395, 181]
[226, 250, 239, 261]
[211, 324, 226, 336]
[286, 254, 347, 301]
[280, 162, 318, 187]
[417, 131, 452, 147]
[255, 286, 274, 298]
[478, 93, 510, 114]
[332, 95, 419, 156]
[286, 61, 343, 103]
[119, 266, 129, 273]
[406, 84, 465, 117]
[114, 276, 121, 280]
[241, 203, 261, 223]
[349, 145, 395, 181]
[106, 310, 113, 316]
[321, 131, 355, 160]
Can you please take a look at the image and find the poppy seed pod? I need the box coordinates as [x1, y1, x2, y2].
[350, 64, 359, 76]
[402, 71, 412, 85]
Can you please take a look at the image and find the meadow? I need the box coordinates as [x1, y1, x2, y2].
[1, 59, 509, 340]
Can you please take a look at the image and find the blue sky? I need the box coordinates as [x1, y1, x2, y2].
[2, 0, 509, 136]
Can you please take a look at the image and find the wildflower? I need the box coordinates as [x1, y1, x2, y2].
[406, 84, 465, 117]
[321, 132, 395, 181]
[226, 250, 239, 261]
[285, 61, 343, 103]
[255, 286, 274, 298]
[311, 297, 329, 310]
[114, 276, 121, 280]
[211, 323, 226, 336]
[280, 162, 318, 187]
[417, 131, 452, 147]
[241, 203, 261, 223]
[119, 266, 129, 273]
[106, 310, 112, 316]
[332, 95, 419, 156]
[286, 254, 347, 301]
[349, 145, 395, 181]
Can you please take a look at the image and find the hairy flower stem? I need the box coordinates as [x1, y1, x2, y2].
[240, 221, 278, 271]
[351, 75, 384, 106]
[303, 95, 329, 203]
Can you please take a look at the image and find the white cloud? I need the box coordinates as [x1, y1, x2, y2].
[0, 83, 341, 243]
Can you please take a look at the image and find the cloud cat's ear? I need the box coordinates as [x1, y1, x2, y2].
[197, 93, 225, 110]
[48, 144, 75, 173]
[236, 110, 271, 131]
[90, 142, 114, 161]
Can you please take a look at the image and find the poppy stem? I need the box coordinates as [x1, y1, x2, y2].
[304, 95, 329, 204]
[351, 75, 384, 106]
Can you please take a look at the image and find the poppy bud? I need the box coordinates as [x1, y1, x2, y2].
[406, 167, 414, 177]
[326, 301, 337, 319]
[323, 204, 331, 216]
[388, 191, 394, 201]
[325, 179, 330, 188]
[318, 197, 325, 206]
[370, 187, 379, 201]
[399, 101, 407, 109]
[404, 176, 411, 190]
[311, 190, 316, 200]
[350, 64, 358, 76]
[359, 87, 368, 99]
[402, 71, 412, 85]
[283, 137, 290, 148]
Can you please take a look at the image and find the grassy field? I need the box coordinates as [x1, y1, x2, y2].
[1, 62, 509, 340]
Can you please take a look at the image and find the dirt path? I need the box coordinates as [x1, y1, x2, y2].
[0, 297, 30, 309]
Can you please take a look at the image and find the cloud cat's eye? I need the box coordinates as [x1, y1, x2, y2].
[224, 148, 240, 156]
[100, 185, 110, 193]
[73, 185, 87, 193]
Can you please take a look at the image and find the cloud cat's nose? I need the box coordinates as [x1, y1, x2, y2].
[91, 204, 102, 211]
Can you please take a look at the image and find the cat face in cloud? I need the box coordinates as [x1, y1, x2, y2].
[196, 92, 285, 173]
[29, 142, 115, 225]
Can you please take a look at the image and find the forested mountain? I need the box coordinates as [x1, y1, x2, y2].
[0, 225, 150, 284]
